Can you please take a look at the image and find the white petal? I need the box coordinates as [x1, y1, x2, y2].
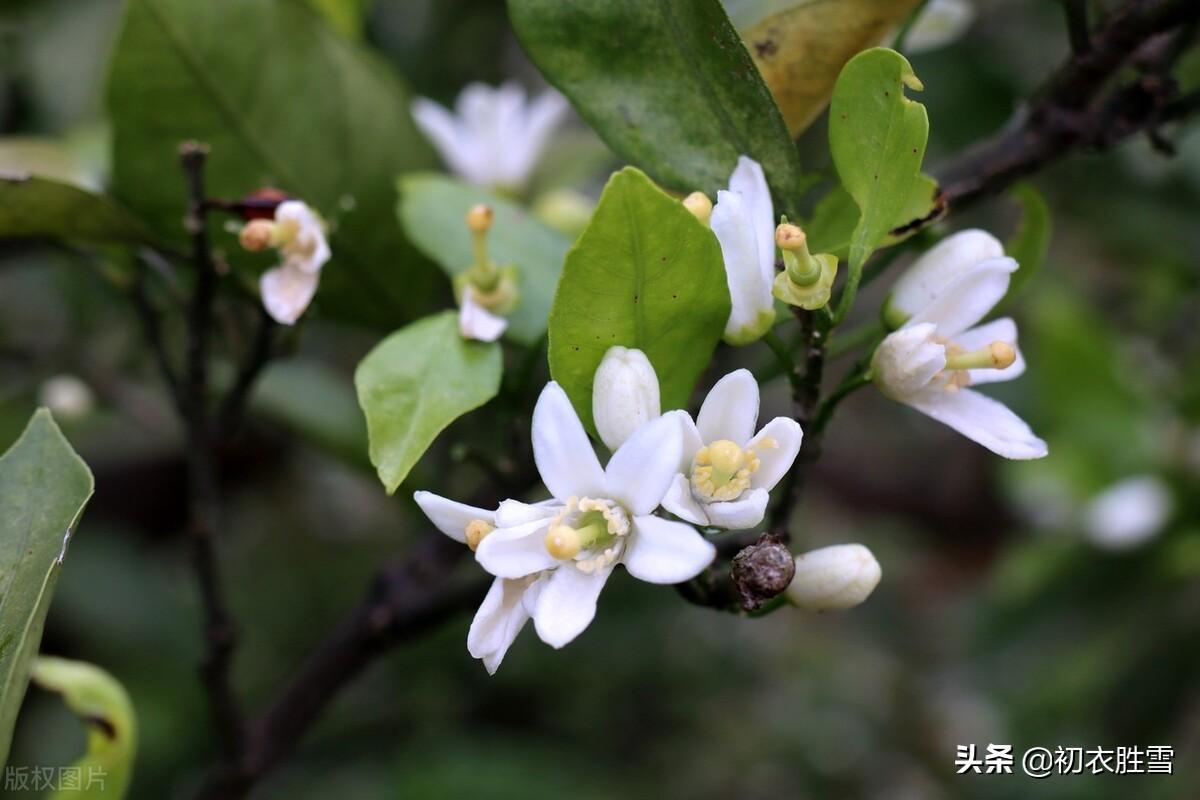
[276, 201, 330, 274]
[906, 387, 1048, 460]
[908, 257, 1018, 338]
[623, 516, 716, 584]
[474, 519, 556, 578]
[747, 417, 803, 492]
[702, 489, 769, 530]
[1082, 475, 1173, 551]
[726, 156, 774, 283]
[889, 229, 1004, 320]
[871, 323, 946, 401]
[532, 563, 613, 648]
[904, 0, 975, 54]
[459, 288, 507, 342]
[592, 346, 661, 452]
[711, 190, 775, 343]
[786, 544, 882, 611]
[676, 413, 706, 473]
[605, 411, 685, 516]
[696, 369, 760, 445]
[494, 499, 560, 528]
[468, 577, 532, 675]
[660, 473, 710, 525]
[507, 89, 569, 187]
[411, 97, 481, 184]
[260, 264, 318, 325]
[413, 491, 492, 543]
[531, 382, 607, 500]
[953, 317, 1026, 385]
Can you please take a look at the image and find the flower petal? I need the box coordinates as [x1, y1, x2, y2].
[711, 190, 774, 342]
[623, 516, 716, 584]
[605, 411, 685, 515]
[532, 563, 613, 648]
[953, 317, 1025, 385]
[908, 256, 1017, 338]
[660, 473, 709, 525]
[906, 387, 1048, 459]
[748, 417, 803, 492]
[726, 156, 774, 283]
[411, 97, 479, 183]
[494, 499, 560, 528]
[260, 264, 318, 325]
[871, 323, 946, 401]
[532, 382, 607, 500]
[468, 576, 533, 675]
[696, 369, 760, 445]
[904, 0, 976, 54]
[459, 288, 507, 342]
[676, 413, 706, 472]
[413, 491, 492, 543]
[702, 489, 769, 530]
[474, 519, 557, 578]
[889, 229, 1004, 320]
[508, 90, 569, 187]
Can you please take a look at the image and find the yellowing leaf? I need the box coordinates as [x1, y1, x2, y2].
[735, 0, 921, 135]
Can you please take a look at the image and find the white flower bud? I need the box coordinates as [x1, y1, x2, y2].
[785, 544, 881, 611]
[592, 346, 661, 451]
[1082, 475, 1173, 551]
[38, 374, 95, 420]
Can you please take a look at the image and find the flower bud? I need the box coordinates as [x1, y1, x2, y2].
[731, 535, 796, 611]
[592, 346, 661, 451]
[785, 544, 881, 611]
[682, 192, 713, 226]
[38, 374, 95, 420]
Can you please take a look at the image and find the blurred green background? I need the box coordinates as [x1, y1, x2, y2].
[2, 0, 1200, 797]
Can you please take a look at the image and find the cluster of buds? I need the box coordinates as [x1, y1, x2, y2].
[772, 221, 839, 311]
[455, 204, 519, 342]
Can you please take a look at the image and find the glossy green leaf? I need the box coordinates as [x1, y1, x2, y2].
[508, 0, 804, 211]
[106, 0, 435, 327]
[0, 174, 153, 245]
[305, 0, 370, 38]
[829, 47, 929, 271]
[548, 167, 730, 431]
[398, 173, 571, 345]
[0, 410, 94, 765]
[1003, 183, 1052, 306]
[32, 656, 137, 798]
[355, 312, 502, 493]
[807, 173, 942, 259]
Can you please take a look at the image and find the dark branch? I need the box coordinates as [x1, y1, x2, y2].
[217, 306, 277, 438]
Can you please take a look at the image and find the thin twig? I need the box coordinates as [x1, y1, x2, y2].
[179, 141, 244, 759]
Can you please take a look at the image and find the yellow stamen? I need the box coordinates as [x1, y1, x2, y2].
[692, 439, 758, 502]
[464, 519, 494, 552]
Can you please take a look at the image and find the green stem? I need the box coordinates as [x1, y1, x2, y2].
[811, 370, 872, 438]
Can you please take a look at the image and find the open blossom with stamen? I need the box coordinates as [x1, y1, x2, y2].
[661, 369, 803, 530]
[241, 200, 331, 325]
[710, 156, 777, 344]
[417, 383, 714, 659]
[411, 82, 569, 191]
[872, 229, 1048, 459]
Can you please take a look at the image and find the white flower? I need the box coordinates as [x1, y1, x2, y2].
[872, 230, 1048, 460]
[244, 200, 331, 326]
[710, 156, 777, 344]
[414, 492, 559, 674]
[902, 0, 975, 54]
[38, 374, 94, 420]
[419, 382, 716, 656]
[411, 82, 569, 191]
[785, 544, 881, 611]
[458, 286, 508, 342]
[1082, 475, 1173, 551]
[592, 346, 661, 451]
[661, 369, 803, 530]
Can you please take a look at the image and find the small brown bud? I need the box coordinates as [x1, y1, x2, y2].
[731, 534, 796, 612]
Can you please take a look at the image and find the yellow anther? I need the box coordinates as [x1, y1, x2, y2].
[544, 525, 582, 560]
[707, 439, 745, 475]
[945, 341, 1016, 371]
[683, 192, 713, 226]
[238, 220, 277, 252]
[464, 519, 494, 552]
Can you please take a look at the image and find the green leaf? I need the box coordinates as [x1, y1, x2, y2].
[398, 173, 571, 345]
[31, 657, 136, 799]
[0, 410, 94, 765]
[508, 0, 804, 211]
[807, 173, 942, 259]
[828, 47, 929, 322]
[0, 174, 153, 245]
[305, 0, 370, 38]
[1002, 183, 1052, 306]
[726, 0, 922, 136]
[355, 312, 502, 493]
[548, 167, 730, 431]
[106, 0, 435, 328]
